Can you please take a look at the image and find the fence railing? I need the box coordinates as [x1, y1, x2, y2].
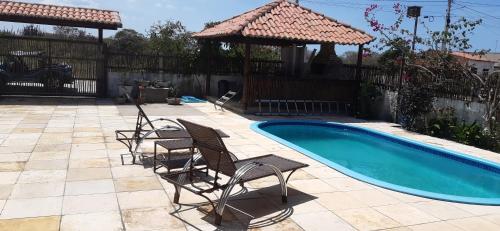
[0, 35, 104, 96]
[105, 52, 483, 101]
[106, 53, 284, 76]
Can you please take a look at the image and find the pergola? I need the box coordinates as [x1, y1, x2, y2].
[0, 0, 122, 42]
[193, 0, 374, 109]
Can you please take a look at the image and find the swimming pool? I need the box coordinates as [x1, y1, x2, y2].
[181, 96, 206, 103]
[251, 120, 500, 205]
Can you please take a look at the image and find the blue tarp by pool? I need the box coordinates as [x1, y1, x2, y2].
[181, 96, 206, 103]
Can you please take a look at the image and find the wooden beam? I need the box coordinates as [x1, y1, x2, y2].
[355, 44, 363, 80]
[205, 40, 212, 97]
[242, 43, 251, 110]
[353, 44, 363, 116]
[194, 35, 369, 47]
[0, 15, 121, 30]
[98, 29, 103, 43]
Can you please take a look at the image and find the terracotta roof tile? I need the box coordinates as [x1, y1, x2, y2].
[452, 52, 496, 63]
[0, 0, 121, 29]
[193, 0, 373, 45]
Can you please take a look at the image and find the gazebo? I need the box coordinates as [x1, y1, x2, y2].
[0, 0, 122, 42]
[193, 0, 374, 111]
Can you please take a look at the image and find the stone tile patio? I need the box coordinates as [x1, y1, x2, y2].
[0, 96, 499, 231]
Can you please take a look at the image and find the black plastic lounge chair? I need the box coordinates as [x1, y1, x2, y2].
[161, 119, 308, 225]
[115, 94, 188, 164]
[115, 94, 229, 165]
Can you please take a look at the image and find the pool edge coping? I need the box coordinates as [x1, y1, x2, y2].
[250, 119, 500, 206]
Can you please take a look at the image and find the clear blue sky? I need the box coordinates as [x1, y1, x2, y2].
[1, 0, 499, 54]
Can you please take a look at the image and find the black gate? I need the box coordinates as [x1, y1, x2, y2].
[0, 35, 105, 96]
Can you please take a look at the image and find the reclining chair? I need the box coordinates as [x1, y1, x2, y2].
[162, 119, 308, 225]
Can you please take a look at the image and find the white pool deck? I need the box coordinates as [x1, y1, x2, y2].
[0, 97, 499, 231]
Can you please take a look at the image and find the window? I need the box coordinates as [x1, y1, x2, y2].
[471, 67, 478, 74]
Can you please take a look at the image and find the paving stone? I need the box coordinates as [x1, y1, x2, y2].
[29, 151, 70, 161]
[24, 160, 68, 170]
[0, 172, 20, 184]
[447, 217, 500, 231]
[292, 211, 355, 231]
[316, 192, 367, 211]
[410, 201, 473, 220]
[0, 216, 60, 231]
[122, 207, 185, 231]
[0, 185, 13, 200]
[62, 193, 119, 215]
[0, 162, 25, 172]
[69, 150, 108, 160]
[111, 165, 154, 178]
[374, 203, 439, 226]
[65, 179, 115, 195]
[66, 168, 111, 181]
[0, 197, 63, 219]
[17, 170, 66, 184]
[336, 207, 401, 231]
[409, 221, 464, 231]
[117, 190, 170, 210]
[114, 176, 163, 192]
[10, 182, 65, 199]
[68, 158, 109, 168]
[60, 211, 123, 231]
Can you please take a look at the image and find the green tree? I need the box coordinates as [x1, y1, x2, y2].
[147, 20, 197, 56]
[107, 29, 148, 54]
[341, 51, 380, 65]
[52, 26, 93, 39]
[364, 2, 498, 132]
[22, 25, 44, 36]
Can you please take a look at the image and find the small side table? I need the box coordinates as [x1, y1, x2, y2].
[154, 139, 194, 173]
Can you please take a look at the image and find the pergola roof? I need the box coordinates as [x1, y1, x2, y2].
[193, 0, 373, 45]
[0, 0, 122, 30]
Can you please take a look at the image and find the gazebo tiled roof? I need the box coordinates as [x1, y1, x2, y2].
[0, 0, 122, 29]
[193, 0, 373, 45]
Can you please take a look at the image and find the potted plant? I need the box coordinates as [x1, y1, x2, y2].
[166, 84, 181, 105]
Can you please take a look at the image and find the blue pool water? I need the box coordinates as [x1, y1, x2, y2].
[252, 121, 500, 205]
[181, 96, 206, 103]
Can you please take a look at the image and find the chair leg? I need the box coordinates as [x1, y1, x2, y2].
[173, 188, 180, 203]
[282, 195, 288, 203]
[153, 143, 157, 173]
[215, 213, 222, 226]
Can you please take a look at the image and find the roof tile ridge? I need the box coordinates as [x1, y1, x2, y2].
[0, 0, 119, 13]
[291, 2, 374, 41]
[236, 0, 282, 33]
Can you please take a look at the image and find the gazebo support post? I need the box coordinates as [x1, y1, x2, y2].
[98, 28, 103, 43]
[242, 42, 251, 110]
[205, 40, 212, 97]
[353, 44, 364, 116]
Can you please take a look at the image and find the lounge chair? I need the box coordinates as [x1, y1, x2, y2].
[214, 90, 237, 111]
[114, 94, 189, 164]
[161, 119, 308, 225]
[115, 95, 228, 165]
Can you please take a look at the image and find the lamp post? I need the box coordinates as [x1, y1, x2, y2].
[407, 6, 422, 52]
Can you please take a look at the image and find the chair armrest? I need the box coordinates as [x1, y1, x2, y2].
[139, 118, 184, 131]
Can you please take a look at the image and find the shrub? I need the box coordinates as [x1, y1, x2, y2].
[399, 78, 434, 131]
[427, 108, 498, 152]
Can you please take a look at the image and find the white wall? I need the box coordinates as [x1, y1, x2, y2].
[370, 90, 486, 124]
[107, 72, 206, 98]
[467, 60, 496, 75]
